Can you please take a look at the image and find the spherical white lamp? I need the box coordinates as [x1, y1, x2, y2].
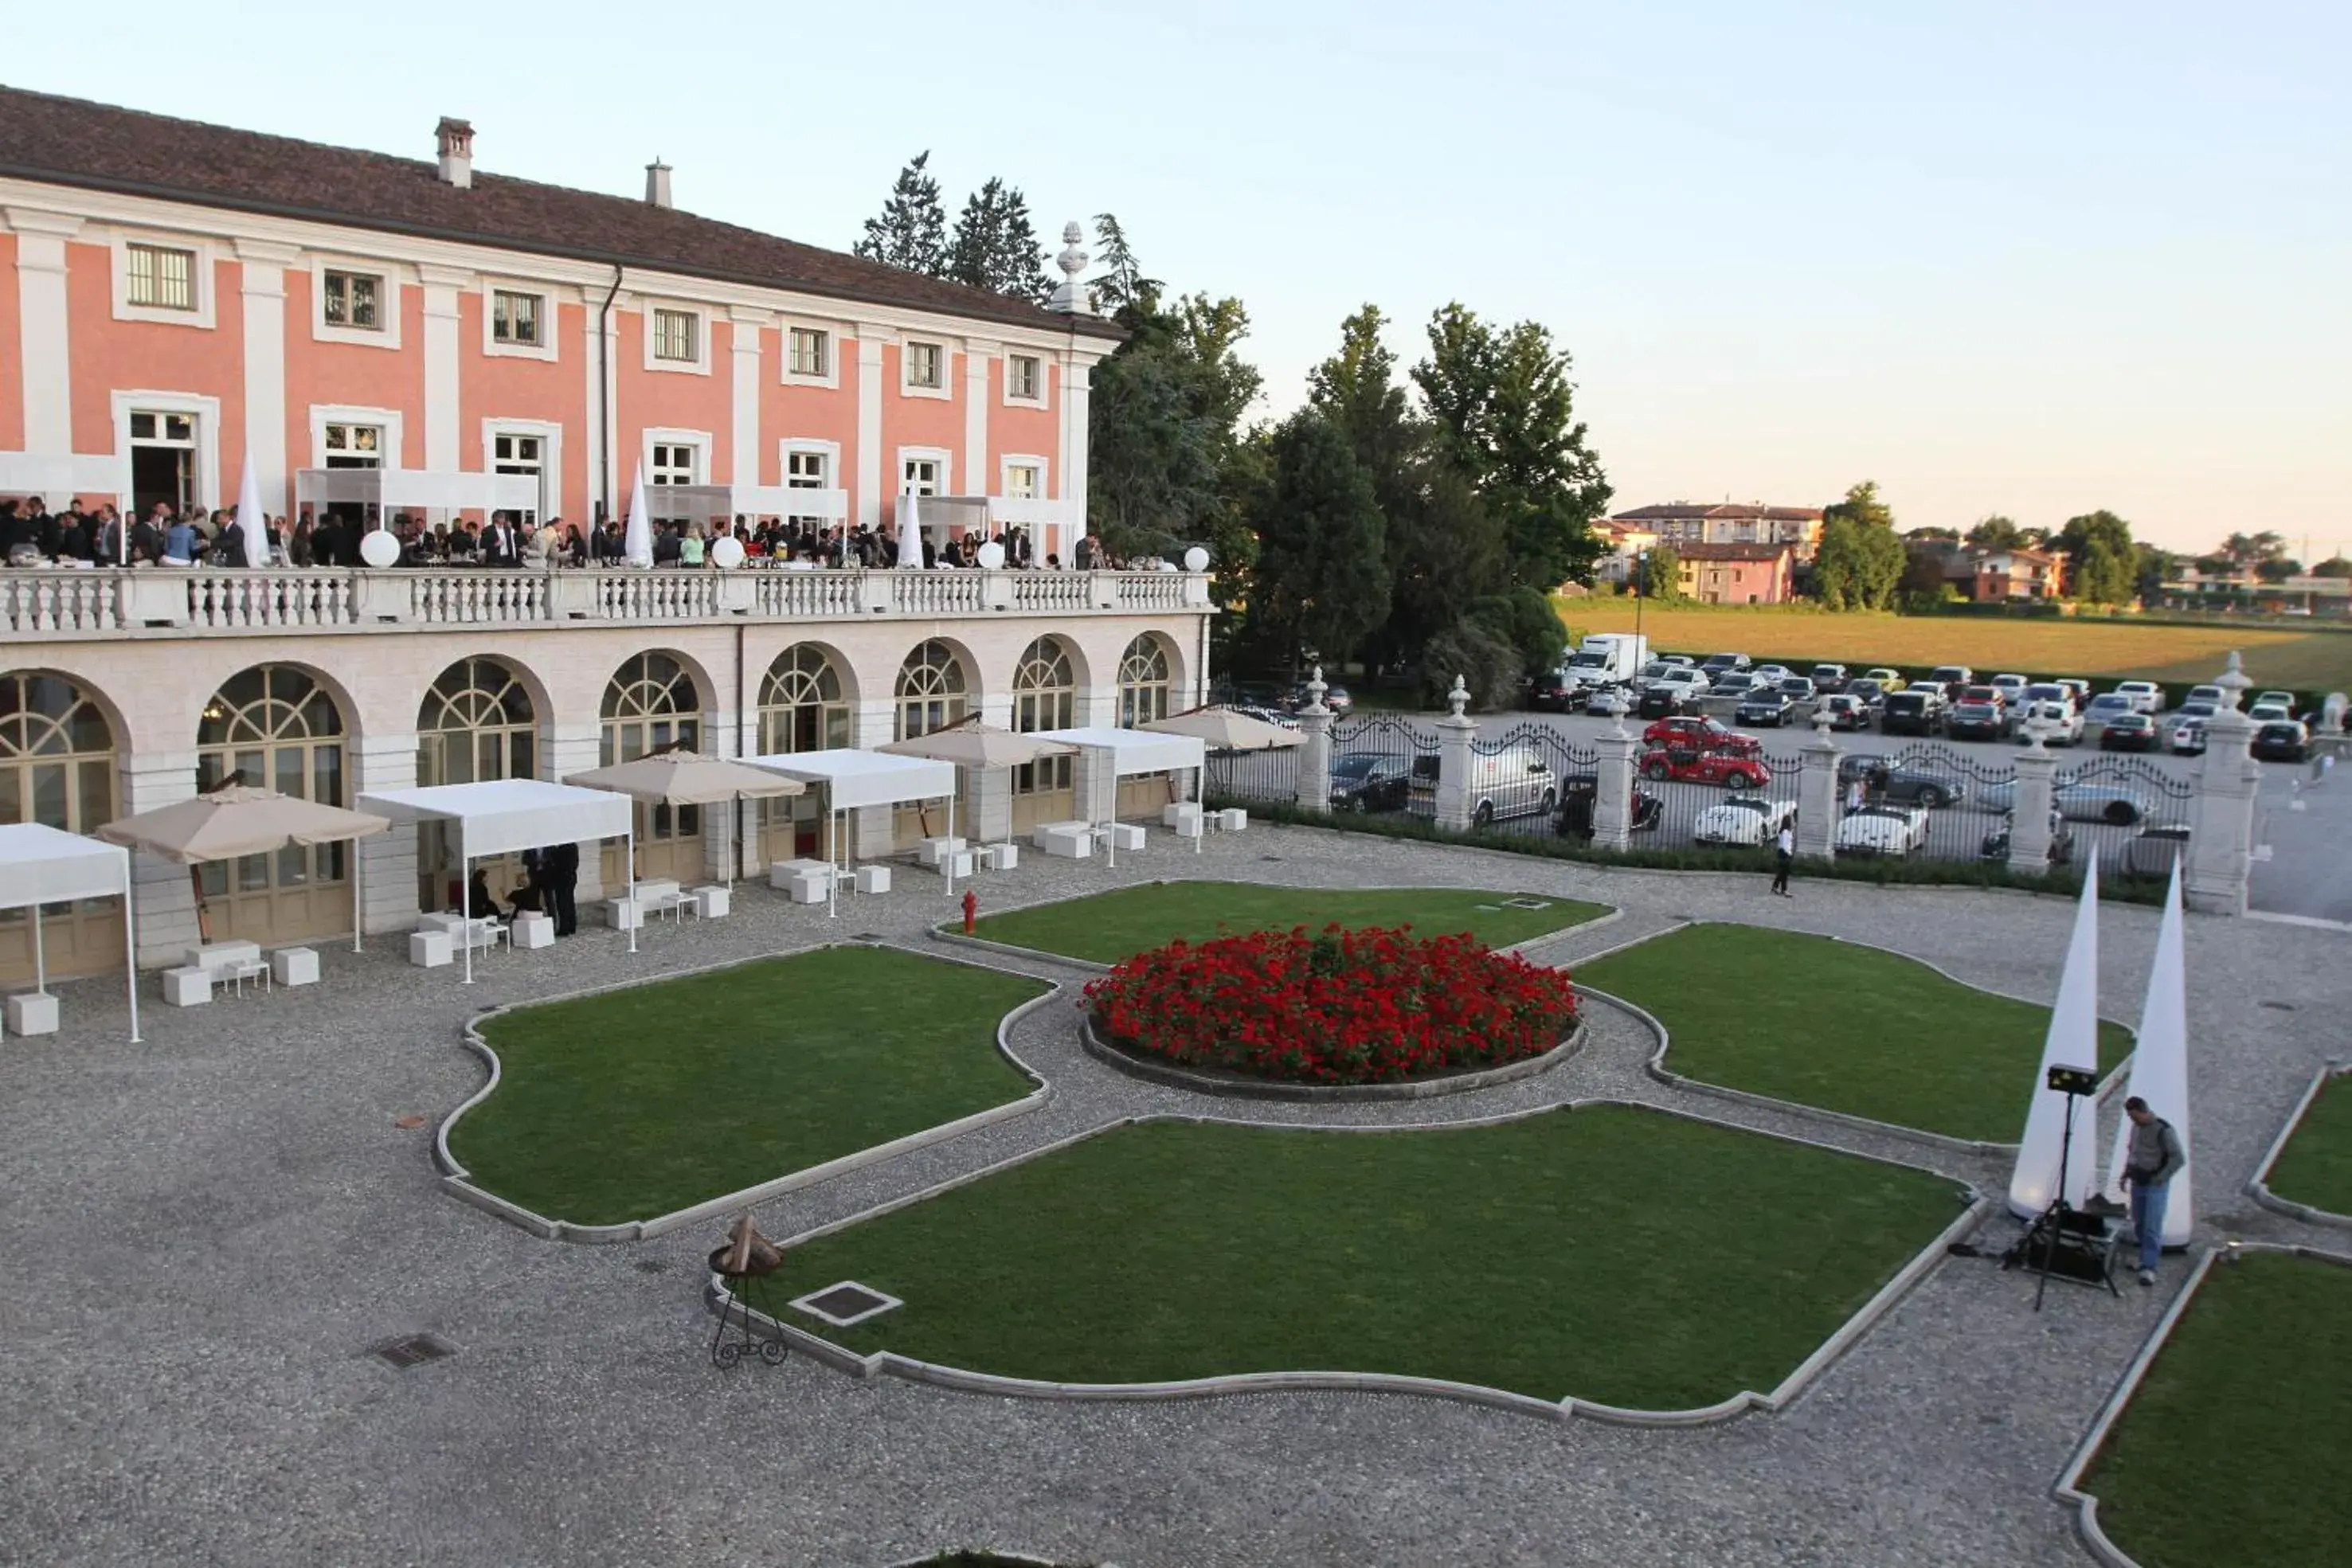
[976, 541, 1006, 570]
[358, 529, 400, 569]
[1183, 545, 1210, 573]
[710, 536, 746, 571]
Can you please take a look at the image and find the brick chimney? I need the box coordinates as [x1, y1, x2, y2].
[644, 158, 674, 209]
[436, 117, 475, 189]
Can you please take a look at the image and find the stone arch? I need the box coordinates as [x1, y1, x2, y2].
[1114, 632, 1185, 728]
[894, 636, 981, 741]
[190, 661, 361, 947]
[598, 650, 713, 884]
[0, 668, 129, 983]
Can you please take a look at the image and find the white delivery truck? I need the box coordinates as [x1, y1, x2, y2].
[1563, 633, 1650, 690]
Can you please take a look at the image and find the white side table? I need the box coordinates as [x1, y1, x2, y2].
[6, 991, 61, 1036]
[271, 948, 319, 987]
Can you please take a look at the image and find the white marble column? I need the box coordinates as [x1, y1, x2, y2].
[730, 310, 765, 491]
[855, 331, 886, 531]
[8, 208, 81, 458]
[963, 340, 992, 505]
[418, 266, 472, 475]
[233, 242, 297, 517]
[353, 733, 419, 936]
[120, 750, 200, 968]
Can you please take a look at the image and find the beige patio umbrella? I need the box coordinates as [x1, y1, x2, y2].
[98, 784, 392, 952]
[563, 751, 803, 888]
[1142, 706, 1305, 752]
[881, 719, 1080, 851]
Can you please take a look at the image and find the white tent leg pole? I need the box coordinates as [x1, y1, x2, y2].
[461, 853, 473, 984]
[352, 839, 364, 952]
[123, 865, 140, 1045]
[33, 904, 46, 994]
[626, 831, 638, 954]
[827, 808, 838, 920]
[945, 793, 957, 900]
[724, 800, 734, 891]
[1196, 764, 1203, 854]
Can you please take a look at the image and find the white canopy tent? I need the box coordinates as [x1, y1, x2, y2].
[0, 823, 139, 1042]
[740, 749, 961, 905]
[357, 780, 637, 982]
[1034, 725, 1210, 866]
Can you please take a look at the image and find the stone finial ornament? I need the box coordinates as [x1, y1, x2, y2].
[1049, 221, 1094, 315]
[1447, 675, 1470, 719]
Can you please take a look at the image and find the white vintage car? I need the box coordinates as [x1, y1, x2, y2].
[1693, 795, 1799, 847]
[1834, 803, 1931, 857]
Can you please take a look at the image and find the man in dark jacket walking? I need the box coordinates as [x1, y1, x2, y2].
[541, 840, 581, 936]
[2120, 1096, 2187, 1286]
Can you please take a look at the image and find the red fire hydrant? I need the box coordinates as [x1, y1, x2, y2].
[961, 888, 978, 935]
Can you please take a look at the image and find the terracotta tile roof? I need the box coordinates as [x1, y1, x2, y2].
[0, 84, 1119, 341]
[1612, 502, 1824, 523]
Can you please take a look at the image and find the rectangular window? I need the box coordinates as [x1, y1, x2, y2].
[652, 442, 698, 486]
[323, 269, 384, 330]
[786, 449, 829, 489]
[902, 456, 941, 495]
[906, 342, 944, 389]
[789, 327, 829, 377]
[1007, 354, 1041, 401]
[1004, 463, 1039, 500]
[127, 243, 197, 311]
[653, 308, 698, 362]
[492, 290, 542, 346]
[492, 432, 544, 525]
[323, 422, 383, 469]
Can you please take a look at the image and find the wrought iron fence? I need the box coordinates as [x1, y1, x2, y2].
[1823, 741, 2018, 867]
[2059, 756, 2195, 884]
[1204, 743, 1301, 804]
[1329, 714, 1441, 820]
[1468, 721, 1600, 840]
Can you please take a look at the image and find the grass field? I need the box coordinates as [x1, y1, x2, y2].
[450, 946, 1045, 1226]
[1559, 600, 2352, 694]
[763, 1110, 1959, 1409]
[2263, 1073, 2352, 1217]
[2085, 1251, 2352, 1568]
[1577, 925, 2131, 1143]
[964, 881, 1609, 965]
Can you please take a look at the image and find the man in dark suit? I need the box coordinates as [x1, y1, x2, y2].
[482, 511, 519, 567]
[541, 840, 581, 936]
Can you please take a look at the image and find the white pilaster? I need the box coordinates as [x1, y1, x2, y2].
[418, 266, 470, 474]
[855, 331, 886, 530]
[730, 309, 765, 488]
[121, 750, 199, 968]
[7, 209, 83, 456]
[234, 241, 297, 515]
[353, 734, 420, 936]
[1063, 358, 1093, 534]
[543, 723, 609, 901]
[963, 340, 992, 504]
[583, 289, 624, 519]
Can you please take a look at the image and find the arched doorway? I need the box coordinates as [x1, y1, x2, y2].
[1115, 634, 1179, 817]
[194, 664, 350, 944]
[1010, 635, 1076, 833]
[755, 644, 851, 867]
[893, 640, 969, 844]
[415, 658, 538, 911]
[601, 652, 702, 885]
[0, 671, 123, 983]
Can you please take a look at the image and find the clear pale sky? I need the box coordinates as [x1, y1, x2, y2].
[10, 2, 2346, 555]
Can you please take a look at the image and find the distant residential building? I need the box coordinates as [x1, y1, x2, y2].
[1590, 521, 1658, 585]
[1675, 542, 1794, 604]
[1610, 502, 1825, 559]
[1974, 546, 2061, 602]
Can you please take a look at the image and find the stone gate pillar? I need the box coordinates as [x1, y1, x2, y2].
[1434, 676, 1477, 833]
[2186, 653, 2259, 916]
[1590, 719, 1638, 851]
[1293, 666, 1333, 815]
[1794, 708, 1841, 860]
[2007, 723, 2059, 877]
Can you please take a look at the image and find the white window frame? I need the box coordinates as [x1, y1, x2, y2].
[308, 404, 407, 471]
[900, 339, 951, 399]
[999, 454, 1047, 501]
[643, 302, 711, 374]
[897, 446, 953, 495]
[481, 280, 559, 362]
[780, 321, 841, 388]
[642, 427, 711, 486]
[308, 256, 403, 350]
[483, 418, 565, 520]
[780, 439, 842, 526]
[112, 389, 223, 513]
[110, 230, 217, 329]
[1001, 350, 1047, 409]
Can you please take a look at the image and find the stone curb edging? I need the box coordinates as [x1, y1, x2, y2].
[703, 1096, 1985, 1429]
[2244, 1058, 2352, 1230]
[1074, 1011, 1588, 1103]
[2051, 1241, 2352, 1568]
[1585, 917, 2135, 1157]
[431, 940, 1059, 1245]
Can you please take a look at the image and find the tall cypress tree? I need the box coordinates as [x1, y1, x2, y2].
[854, 152, 948, 274]
[944, 178, 1051, 302]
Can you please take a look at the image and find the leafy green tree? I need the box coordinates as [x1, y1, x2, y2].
[1824, 479, 1896, 532]
[1813, 518, 1908, 610]
[1906, 526, 1961, 543]
[1966, 514, 2025, 549]
[942, 178, 1051, 301]
[2134, 544, 2178, 604]
[2055, 510, 2138, 604]
[2218, 530, 2288, 572]
[1368, 450, 1509, 678]
[1250, 410, 1390, 675]
[1086, 291, 1262, 579]
[1086, 213, 1160, 315]
[1420, 619, 1524, 712]
[1470, 585, 1570, 676]
[1412, 304, 1611, 590]
[2311, 556, 2352, 579]
[1638, 545, 1683, 601]
[2256, 557, 2303, 584]
[854, 151, 948, 274]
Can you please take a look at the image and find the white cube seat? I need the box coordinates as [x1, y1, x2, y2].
[943, 850, 974, 878]
[602, 898, 642, 931]
[1218, 807, 1249, 832]
[783, 870, 832, 905]
[691, 885, 730, 919]
[270, 948, 319, 987]
[1107, 823, 1146, 851]
[1039, 823, 1093, 860]
[1163, 803, 1203, 835]
[917, 836, 968, 867]
[6, 991, 61, 1036]
[415, 913, 469, 936]
[183, 940, 262, 973]
[1032, 819, 1090, 849]
[854, 865, 891, 894]
[162, 967, 213, 1007]
[510, 913, 555, 950]
[980, 843, 1019, 871]
[768, 858, 831, 890]
[408, 930, 454, 969]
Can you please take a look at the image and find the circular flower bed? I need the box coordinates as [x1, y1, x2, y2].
[1084, 925, 1579, 1087]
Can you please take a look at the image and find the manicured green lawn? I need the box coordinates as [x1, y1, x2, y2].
[2264, 1074, 2352, 1217]
[964, 880, 1609, 965]
[765, 1109, 1959, 1409]
[1577, 925, 2131, 1144]
[2086, 1251, 2352, 1568]
[450, 946, 1046, 1226]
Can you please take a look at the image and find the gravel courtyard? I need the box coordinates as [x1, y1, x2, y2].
[1, 824, 2338, 1568]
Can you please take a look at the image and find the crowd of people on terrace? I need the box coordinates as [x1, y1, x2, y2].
[2, 495, 1148, 572]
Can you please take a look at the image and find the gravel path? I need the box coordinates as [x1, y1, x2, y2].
[1, 823, 2339, 1566]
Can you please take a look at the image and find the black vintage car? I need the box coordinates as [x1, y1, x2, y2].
[1557, 773, 1664, 839]
[1327, 753, 1413, 812]
[1839, 753, 1969, 808]
[1981, 811, 2074, 866]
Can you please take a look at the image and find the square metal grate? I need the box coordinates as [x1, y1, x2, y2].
[1501, 897, 1554, 911]
[789, 1281, 903, 1328]
[369, 1332, 457, 1370]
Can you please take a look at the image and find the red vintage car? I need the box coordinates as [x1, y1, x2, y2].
[1639, 746, 1775, 789]
[1641, 716, 1763, 755]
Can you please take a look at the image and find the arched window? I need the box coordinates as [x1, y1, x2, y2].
[417, 659, 538, 910]
[601, 653, 701, 847]
[1, 672, 121, 982]
[894, 640, 968, 741]
[1117, 635, 1174, 728]
[195, 665, 349, 939]
[1012, 636, 1076, 796]
[758, 645, 851, 755]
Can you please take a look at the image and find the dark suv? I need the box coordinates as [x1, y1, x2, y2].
[1880, 689, 1946, 736]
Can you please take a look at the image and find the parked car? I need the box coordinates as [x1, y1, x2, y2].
[2015, 699, 2084, 746]
[1326, 753, 1411, 812]
[1835, 803, 1931, 857]
[1879, 689, 1947, 736]
[1736, 690, 1795, 727]
[1640, 746, 1772, 790]
[1846, 678, 1889, 709]
[1408, 746, 1560, 827]
[1927, 664, 1975, 698]
[1653, 666, 1712, 701]
[2184, 684, 2226, 709]
[1751, 664, 1794, 686]
[2056, 678, 2093, 710]
[1320, 684, 1354, 717]
[1700, 651, 1753, 677]
[1586, 686, 1634, 718]
[1644, 716, 1763, 754]
[1810, 663, 1850, 694]
[1556, 774, 1663, 839]
[1840, 754, 1968, 808]
[1981, 810, 2074, 866]
[1989, 674, 2031, 709]
[1861, 667, 1906, 692]
[1945, 701, 2006, 741]
[1775, 676, 1817, 704]
[1710, 671, 1758, 699]
[1819, 693, 1873, 731]
[1982, 778, 2153, 826]
[2019, 682, 2075, 714]
[1636, 684, 1693, 719]
[2246, 702, 2293, 725]
[2169, 718, 2206, 756]
[1528, 670, 1580, 712]
[2098, 713, 2160, 752]
[2112, 680, 2164, 714]
[2084, 692, 2138, 726]
[1657, 653, 1698, 668]
[2123, 823, 2190, 879]
[2252, 721, 2311, 762]
[2256, 689, 2298, 712]
[1693, 795, 1799, 846]
[2163, 700, 2218, 733]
